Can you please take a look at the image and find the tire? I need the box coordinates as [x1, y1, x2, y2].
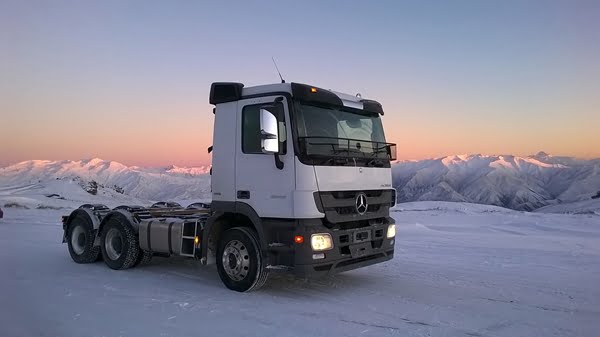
[66, 212, 100, 263]
[216, 227, 269, 292]
[100, 216, 140, 270]
[134, 249, 153, 267]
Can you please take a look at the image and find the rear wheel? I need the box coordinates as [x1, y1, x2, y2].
[67, 213, 100, 263]
[216, 227, 269, 292]
[100, 217, 139, 270]
[134, 249, 153, 267]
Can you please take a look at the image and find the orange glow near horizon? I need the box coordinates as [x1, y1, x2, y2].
[1, 96, 599, 167]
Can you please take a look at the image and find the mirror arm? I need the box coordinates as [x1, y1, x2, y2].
[274, 154, 284, 170]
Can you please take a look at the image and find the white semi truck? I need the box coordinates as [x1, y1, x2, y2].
[62, 82, 398, 292]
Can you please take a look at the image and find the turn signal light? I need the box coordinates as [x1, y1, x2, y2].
[194, 236, 200, 246]
[294, 235, 304, 244]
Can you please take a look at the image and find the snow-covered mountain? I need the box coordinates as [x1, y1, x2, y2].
[393, 152, 600, 211]
[0, 158, 211, 207]
[2, 153, 598, 212]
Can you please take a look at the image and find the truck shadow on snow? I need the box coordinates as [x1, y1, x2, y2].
[130, 256, 379, 295]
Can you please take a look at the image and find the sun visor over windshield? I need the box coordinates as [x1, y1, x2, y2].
[291, 83, 384, 115]
[291, 83, 343, 107]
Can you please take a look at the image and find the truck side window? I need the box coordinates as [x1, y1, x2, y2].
[242, 103, 286, 154]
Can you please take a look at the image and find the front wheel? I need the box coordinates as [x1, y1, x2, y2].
[134, 248, 153, 267]
[216, 227, 269, 292]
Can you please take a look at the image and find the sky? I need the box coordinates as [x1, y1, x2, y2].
[1, 0, 599, 167]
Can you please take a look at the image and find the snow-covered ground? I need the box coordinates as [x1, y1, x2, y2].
[535, 198, 600, 215]
[1, 201, 598, 337]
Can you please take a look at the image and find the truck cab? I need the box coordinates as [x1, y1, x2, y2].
[208, 82, 397, 285]
[62, 81, 397, 292]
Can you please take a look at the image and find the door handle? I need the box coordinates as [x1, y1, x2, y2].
[237, 190, 250, 199]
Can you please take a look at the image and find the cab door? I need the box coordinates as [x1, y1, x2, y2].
[234, 96, 295, 218]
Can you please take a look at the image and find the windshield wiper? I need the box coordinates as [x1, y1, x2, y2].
[366, 158, 385, 167]
[323, 157, 352, 166]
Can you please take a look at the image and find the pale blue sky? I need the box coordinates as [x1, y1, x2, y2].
[1, 0, 598, 166]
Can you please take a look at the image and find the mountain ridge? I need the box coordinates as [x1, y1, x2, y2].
[393, 152, 600, 210]
[1, 153, 599, 211]
[0, 158, 210, 202]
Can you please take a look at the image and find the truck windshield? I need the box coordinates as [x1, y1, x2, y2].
[294, 103, 396, 167]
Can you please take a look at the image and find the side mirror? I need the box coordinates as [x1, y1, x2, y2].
[260, 108, 279, 154]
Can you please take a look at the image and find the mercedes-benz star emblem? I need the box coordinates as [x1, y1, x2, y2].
[355, 192, 368, 215]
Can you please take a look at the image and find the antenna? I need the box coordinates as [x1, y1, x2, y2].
[271, 57, 285, 83]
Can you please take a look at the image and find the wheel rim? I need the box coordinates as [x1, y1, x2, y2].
[71, 225, 86, 255]
[105, 228, 124, 261]
[222, 239, 250, 281]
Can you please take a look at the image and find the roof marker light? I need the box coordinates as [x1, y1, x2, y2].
[310, 87, 317, 93]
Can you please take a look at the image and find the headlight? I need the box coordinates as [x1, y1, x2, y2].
[386, 224, 396, 238]
[311, 233, 333, 251]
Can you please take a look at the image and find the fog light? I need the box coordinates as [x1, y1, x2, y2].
[312, 253, 325, 260]
[310, 233, 333, 251]
[386, 224, 396, 238]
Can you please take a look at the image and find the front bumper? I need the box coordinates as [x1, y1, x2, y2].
[294, 249, 394, 278]
[292, 217, 395, 277]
